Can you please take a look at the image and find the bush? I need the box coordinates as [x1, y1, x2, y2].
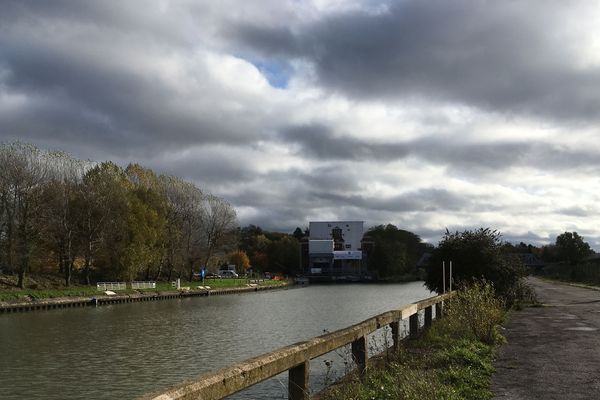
[425, 228, 526, 304]
[443, 281, 505, 345]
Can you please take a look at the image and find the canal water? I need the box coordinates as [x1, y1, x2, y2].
[0, 282, 432, 399]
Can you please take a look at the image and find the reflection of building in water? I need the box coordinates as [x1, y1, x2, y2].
[300, 221, 373, 282]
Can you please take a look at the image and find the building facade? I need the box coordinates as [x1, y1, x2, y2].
[301, 221, 371, 281]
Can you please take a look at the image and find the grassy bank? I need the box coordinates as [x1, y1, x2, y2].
[323, 282, 506, 400]
[0, 274, 288, 302]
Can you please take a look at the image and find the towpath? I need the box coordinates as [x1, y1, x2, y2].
[492, 277, 600, 399]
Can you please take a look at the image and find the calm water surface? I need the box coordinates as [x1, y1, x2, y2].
[0, 282, 432, 399]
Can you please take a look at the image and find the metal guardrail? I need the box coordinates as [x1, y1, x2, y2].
[96, 282, 126, 291]
[131, 281, 156, 289]
[140, 291, 454, 400]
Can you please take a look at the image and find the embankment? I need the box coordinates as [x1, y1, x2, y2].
[0, 282, 291, 314]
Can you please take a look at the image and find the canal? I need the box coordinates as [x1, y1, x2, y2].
[0, 282, 432, 399]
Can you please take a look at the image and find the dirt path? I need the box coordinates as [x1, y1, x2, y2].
[492, 277, 600, 399]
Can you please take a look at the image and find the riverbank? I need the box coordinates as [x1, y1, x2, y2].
[0, 278, 291, 314]
[320, 282, 505, 400]
[320, 327, 497, 400]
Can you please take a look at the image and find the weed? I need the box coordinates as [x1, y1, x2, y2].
[444, 280, 505, 345]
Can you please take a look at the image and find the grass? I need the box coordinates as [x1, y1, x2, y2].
[0, 277, 289, 302]
[323, 325, 499, 400]
[0, 285, 99, 301]
[322, 281, 506, 400]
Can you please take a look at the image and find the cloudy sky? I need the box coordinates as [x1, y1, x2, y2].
[2, 0, 600, 248]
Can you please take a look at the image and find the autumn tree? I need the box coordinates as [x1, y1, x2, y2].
[228, 250, 250, 272]
[0, 142, 240, 285]
[122, 164, 168, 283]
[83, 162, 131, 281]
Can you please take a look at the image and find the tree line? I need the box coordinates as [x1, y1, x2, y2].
[425, 228, 597, 305]
[0, 142, 237, 288]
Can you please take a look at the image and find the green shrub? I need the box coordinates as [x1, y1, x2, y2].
[425, 228, 526, 304]
[444, 281, 505, 345]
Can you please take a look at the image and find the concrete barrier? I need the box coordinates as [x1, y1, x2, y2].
[140, 291, 454, 400]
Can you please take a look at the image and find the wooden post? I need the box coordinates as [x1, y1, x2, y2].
[409, 313, 419, 338]
[424, 306, 432, 328]
[435, 301, 443, 320]
[352, 335, 368, 375]
[289, 361, 309, 400]
[390, 321, 400, 352]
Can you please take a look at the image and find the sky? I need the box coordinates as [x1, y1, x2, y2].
[1, 0, 600, 249]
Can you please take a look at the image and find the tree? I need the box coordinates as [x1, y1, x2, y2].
[292, 227, 304, 240]
[0, 143, 50, 288]
[39, 151, 87, 286]
[267, 235, 300, 275]
[197, 194, 238, 279]
[123, 164, 168, 282]
[555, 232, 592, 266]
[425, 228, 525, 300]
[366, 224, 428, 279]
[159, 175, 203, 280]
[82, 162, 131, 281]
[228, 250, 250, 272]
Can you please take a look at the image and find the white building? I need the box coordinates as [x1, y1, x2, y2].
[306, 221, 367, 281]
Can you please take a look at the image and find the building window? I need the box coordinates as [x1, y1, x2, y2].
[331, 227, 343, 241]
[345, 244, 351, 249]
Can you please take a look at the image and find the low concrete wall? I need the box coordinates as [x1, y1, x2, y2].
[140, 292, 453, 400]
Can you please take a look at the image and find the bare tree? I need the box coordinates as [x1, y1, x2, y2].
[160, 176, 204, 280]
[197, 194, 238, 279]
[41, 151, 88, 286]
[0, 143, 50, 288]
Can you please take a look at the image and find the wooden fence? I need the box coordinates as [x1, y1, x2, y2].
[140, 291, 453, 400]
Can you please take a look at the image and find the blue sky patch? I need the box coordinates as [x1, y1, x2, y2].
[253, 60, 291, 89]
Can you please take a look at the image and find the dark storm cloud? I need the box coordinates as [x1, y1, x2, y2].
[147, 148, 256, 186]
[0, 1, 268, 160]
[281, 124, 410, 160]
[309, 188, 468, 213]
[231, 0, 600, 122]
[282, 124, 600, 172]
[0, 42, 259, 152]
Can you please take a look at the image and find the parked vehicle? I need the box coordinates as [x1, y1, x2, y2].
[218, 270, 239, 278]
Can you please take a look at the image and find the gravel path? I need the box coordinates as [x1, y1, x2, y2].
[492, 277, 600, 399]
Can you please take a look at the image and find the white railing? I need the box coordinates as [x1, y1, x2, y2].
[96, 282, 127, 291]
[131, 281, 156, 289]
